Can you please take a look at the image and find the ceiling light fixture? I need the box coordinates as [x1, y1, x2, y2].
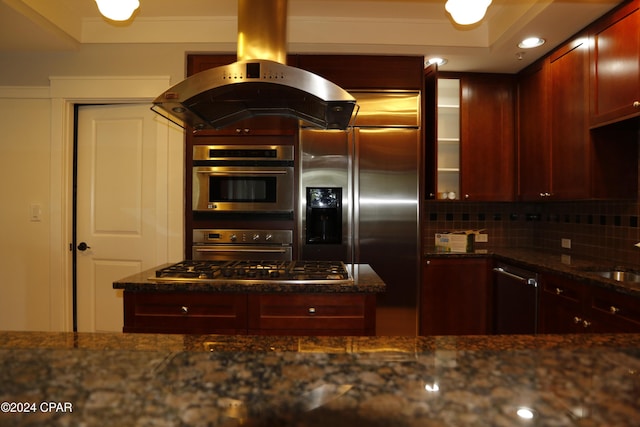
[518, 37, 546, 49]
[445, 0, 492, 25]
[426, 57, 448, 67]
[95, 0, 140, 21]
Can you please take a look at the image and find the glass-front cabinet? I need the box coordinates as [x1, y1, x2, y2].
[435, 78, 460, 200]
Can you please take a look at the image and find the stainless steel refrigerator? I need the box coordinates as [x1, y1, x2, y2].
[298, 91, 421, 335]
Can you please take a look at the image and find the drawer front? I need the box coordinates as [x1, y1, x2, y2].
[124, 292, 248, 334]
[541, 275, 583, 303]
[248, 294, 375, 335]
[590, 287, 640, 331]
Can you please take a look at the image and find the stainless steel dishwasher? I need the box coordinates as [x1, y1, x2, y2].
[493, 262, 538, 334]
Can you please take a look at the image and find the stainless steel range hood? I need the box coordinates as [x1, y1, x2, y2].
[151, 0, 357, 131]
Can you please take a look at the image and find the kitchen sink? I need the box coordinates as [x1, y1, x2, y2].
[591, 270, 640, 283]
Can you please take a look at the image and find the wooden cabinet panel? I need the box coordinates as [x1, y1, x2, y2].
[420, 258, 492, 335]
[123, 292, 248, 334]
[124, 292, 376, 335]
[517, 61, 551, 200]
[247, 294, 376, 336]
[590, 286, 640, 332]
[460, 74, 516, 201]
[590, 0, 640, 126]
[539, 273, 640, 334]
[549, 37, 591, 199]
[539, 274, 586, 334]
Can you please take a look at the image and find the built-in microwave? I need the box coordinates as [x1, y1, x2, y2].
[192, 145, 294, 213]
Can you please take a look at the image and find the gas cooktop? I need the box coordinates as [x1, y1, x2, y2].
[151, 260, 353, 284]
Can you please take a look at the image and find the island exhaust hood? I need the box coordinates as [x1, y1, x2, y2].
[151, 0, 357, 131]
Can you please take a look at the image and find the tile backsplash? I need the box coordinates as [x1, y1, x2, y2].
[422, 200, 640, 267]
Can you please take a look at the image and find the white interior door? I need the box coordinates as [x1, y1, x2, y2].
[76, 104, 183, 332]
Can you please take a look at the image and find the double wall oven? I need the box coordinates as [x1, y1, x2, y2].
[191, 144, 295, 261]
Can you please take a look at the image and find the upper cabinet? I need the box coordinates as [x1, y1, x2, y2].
[519, 36, 591, 200]
[589, 0, 640, 127]
[426, 71, 516, 201]
[518, 28, 638, 201]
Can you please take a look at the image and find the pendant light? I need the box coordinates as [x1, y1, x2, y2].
[95, 0, 140, 21]
[445, 0, 492, 25]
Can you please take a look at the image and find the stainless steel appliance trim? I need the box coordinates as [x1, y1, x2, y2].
[193, 145, 294, 161]
[192, 165, 294, 212]
[194, 247, 290, 254]
[493, 267, 538, 287]
[195, 169, 290, 175]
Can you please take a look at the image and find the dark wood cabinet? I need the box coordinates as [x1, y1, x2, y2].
[420, 258, 492, 335]
[539, 274, 587, 334]
[247, 294, 376, 336]
[123, 291, 376, 335]
[517, 60, 551, 200]
[518, 35, 591, 200]
[459, 74, 516, 201]
[589, 0, 640, 127]
[123, 291, 248, 334]
[425, 72, 516, 201]
[539, 273, 640, 334]
[548, 36, 591, 200]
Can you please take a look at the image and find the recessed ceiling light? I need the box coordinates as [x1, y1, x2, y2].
[518, 37, 545, 49]
[426, 57, 448, 67]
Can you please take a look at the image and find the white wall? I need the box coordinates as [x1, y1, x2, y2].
[0, 42, 190, 331]
[0, 97, 53, 330]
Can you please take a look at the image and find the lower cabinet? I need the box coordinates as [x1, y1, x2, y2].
[420, 258, 492, 335]
[123, 291, 376, 336]
[539, 273, 640, 334]
[248, 294, 376, 336]
[123, 292, 248, 334]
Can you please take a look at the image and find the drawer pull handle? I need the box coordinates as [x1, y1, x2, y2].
[609, 306, 621, 314]
[555, 288, 564, 295]
[180, 306, 189, 315]
[308, 307, 316, 314]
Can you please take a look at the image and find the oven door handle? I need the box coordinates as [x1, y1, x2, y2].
[196, 170, 289, 175]
[194, 247, 289, 254]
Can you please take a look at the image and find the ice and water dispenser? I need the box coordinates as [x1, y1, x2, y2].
[305, 187, 342, 244]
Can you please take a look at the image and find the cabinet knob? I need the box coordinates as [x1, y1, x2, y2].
[180, 306, 189, 315]
[609, 306, 621, 314]
[573, 316, 582, 324]
[633, 101, 640, 108]
[308, 307, 316, 314]
[555, 288, 564, 295]
[582, 320, 591, 328]
[464, 194, 470, 199]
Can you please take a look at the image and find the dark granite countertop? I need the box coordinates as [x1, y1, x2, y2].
[113, 263, 386, 294]
[425, 248, 640, 297]
[1, 331, 639, 426]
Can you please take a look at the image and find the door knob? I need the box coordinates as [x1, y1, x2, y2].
[77, 242, 91, 251]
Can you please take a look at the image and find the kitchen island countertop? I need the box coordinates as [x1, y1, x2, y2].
[1, 331, 639, 426]
[113, 263, 386, 294]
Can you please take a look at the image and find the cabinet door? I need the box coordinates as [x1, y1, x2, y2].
[123, 292, 248, 334]
[460, 75, 516, 201]
[517, 61, 551, 200]
[538, 274, 585, 334]
[590, 0, 640, 126]
[247, 294, 376, 336]
[549, 37, 591, 199]
[420, 258, 491, 335]
[589, 287, 640, 333]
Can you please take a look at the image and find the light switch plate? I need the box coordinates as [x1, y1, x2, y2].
[30, 203, 42, 222]
[561, 238, 571, 249]
[475, 233, 488, 242]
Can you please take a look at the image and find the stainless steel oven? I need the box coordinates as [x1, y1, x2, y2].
[192, 229, 293, 261]
[192, 145, 294, 213]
